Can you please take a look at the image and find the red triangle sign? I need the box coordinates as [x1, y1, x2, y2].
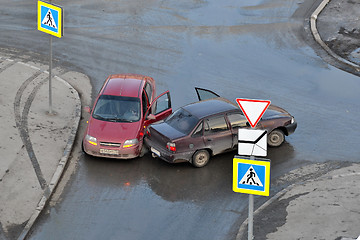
[236, 98, 271, 128]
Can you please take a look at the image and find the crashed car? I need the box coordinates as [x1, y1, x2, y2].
[82, 74, 172, 159]
[144, 88, 297, 167]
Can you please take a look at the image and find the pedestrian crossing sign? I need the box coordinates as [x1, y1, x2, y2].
[233, 157, 270, 196]
[38, 0, 63, 38]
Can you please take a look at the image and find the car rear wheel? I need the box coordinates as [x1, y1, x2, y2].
[268, 129, 285, 147]
[192, 150, 210, 168]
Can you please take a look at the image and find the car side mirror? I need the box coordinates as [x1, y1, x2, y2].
[147, 114, 156, 120]
[84, 106, 91, 113]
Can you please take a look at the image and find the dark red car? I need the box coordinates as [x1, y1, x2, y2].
[83, 74, 172, 159]
[144, 88, 297, 167]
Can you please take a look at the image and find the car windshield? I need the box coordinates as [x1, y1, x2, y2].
[92, 95, 141, 122]
[165, 108, 199, 135]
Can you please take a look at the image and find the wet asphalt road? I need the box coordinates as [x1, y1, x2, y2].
[1, 0, 360, 239]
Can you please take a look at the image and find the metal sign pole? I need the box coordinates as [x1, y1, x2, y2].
[38, 0, 63, 114]
[248, 155, 255, 240]
[248, 194, 254, 240]
[235, 98, 271, 240]
[48, 0, 53, 114]
[49, 34, 53, 114]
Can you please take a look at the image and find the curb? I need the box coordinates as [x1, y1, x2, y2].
[310, 0, 360, 72]
[235, 185, 293, 240]
[11, 61, 82, 240]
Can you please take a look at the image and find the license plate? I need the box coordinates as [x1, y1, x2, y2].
[151, 147, 161, 157]
[100, 149, 119, 155]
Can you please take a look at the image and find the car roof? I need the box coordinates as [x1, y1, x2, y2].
[183, 98, 239, 119]
[101, 74, 153, 98]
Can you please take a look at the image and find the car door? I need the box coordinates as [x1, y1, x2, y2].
[195, 87, 220, 101]
[226, 111, 251, 148]
[188, 121, 206, 152]
[203, 114, 232, 155]
[144, 91, 172, 127]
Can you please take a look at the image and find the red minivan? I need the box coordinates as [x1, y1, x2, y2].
[83, 74, 172, 159]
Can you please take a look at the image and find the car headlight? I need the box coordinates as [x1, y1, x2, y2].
[123, 139, 139, 148]
[291, 117, 295, 124]
[85, 134, 98, 146]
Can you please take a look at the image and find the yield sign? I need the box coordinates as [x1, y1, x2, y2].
[236, 98, 271, 128]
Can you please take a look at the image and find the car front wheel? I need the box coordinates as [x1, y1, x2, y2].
[192, 150, 210, 168]
[267, 129, 285, 147]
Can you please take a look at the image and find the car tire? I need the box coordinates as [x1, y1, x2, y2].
[192, 150, 210, 168]
[268, 129, 285, 147]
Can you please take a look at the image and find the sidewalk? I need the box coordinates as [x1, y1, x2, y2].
[236, 0, 360, 239]
[236, 164, 360, 240]
[0, 53, 83, 240]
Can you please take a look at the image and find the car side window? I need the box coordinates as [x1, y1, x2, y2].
[204, 115, 228, 135]
[227, 112, 248, 129]
[142, 91, 148, 116]
[153, 92, 171, 115]
[192, 122, 203, 138]
[144, 82, 153, 102]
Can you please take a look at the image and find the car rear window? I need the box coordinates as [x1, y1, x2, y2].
[165, 108, 199, 135]
[92, 95, 141, 122]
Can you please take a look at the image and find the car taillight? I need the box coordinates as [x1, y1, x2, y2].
[166, 142, 176, 152]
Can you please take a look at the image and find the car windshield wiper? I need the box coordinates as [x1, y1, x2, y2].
[107, 117, 133, 122]
[93, 114, 107, 121]
[93, 114, 134, 122]
[106, 118, 118, 122]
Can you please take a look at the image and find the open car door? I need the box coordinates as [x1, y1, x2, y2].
[195, 87, 220, 101]
[144, 90, 172, 126]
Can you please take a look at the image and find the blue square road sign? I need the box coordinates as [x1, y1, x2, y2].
[38, 0, 63, 38]
[233, 157, 270, 196]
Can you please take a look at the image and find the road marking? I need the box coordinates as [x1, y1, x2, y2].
[0, 60, 16, 74]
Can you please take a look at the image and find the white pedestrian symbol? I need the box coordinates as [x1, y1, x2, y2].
[42, 9, 57, 29]
[239, 166, 263, 187]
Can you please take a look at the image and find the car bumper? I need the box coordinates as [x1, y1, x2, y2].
[285, 122, 297, 135]
[144, 138, 192, 164]
[83, 140, 141, 159]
